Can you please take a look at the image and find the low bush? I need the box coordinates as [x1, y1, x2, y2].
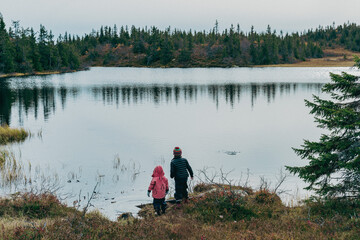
[254, 189, 282, 205]
[193, 183, 214, 193]
[0, 193, 73, 218]
[305, 197, 360, 218]
[185, 190, 256, 223]
[13, 226, 44, 240]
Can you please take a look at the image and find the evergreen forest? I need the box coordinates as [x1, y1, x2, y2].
[1, 14, 360, 74]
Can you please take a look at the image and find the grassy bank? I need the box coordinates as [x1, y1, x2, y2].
[0, 126, 29, 145]
[1, 184, 359, 239]
[256, 48, 358, 67]
[0, 69, 87, 79]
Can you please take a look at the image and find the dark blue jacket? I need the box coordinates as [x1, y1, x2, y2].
[170, 157, 193, 180]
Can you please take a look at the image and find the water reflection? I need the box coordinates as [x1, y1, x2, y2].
[91, 83, 322, 107]
[0, 82, 323, 125]
[0, 80, 79, 125]
[0, 82, 12, 125]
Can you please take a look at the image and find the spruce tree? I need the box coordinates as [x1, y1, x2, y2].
[38, 25, 50, 70]
[29, 28, 42, 71]
[178, 48, 191, 64]
[287, 57, 360, 198]
[159, 36, 173, 65]
[0, 14, 15, 73]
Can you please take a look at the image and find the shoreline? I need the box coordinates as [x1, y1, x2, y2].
[1, 185, 359, 239]
[0, 68, 88, 79]
[1, 57, 357, 79]
[107, 60, 356, 68]
[255, 59, 355, 68]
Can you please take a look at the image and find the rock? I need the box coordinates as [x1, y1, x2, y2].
[117, 212, 133, 221]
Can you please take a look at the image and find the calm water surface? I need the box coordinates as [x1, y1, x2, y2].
[0, 67, 357, 219]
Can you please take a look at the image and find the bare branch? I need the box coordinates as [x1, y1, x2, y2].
[274, 169, 289, 194]
[82, 181, 100, 218]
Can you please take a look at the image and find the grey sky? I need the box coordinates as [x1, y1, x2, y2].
[1, 0, 360, 37]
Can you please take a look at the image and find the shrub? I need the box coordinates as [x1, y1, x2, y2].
[13, 226, 43, 240]
[254, 189, 281, 205]
[193, 183, 214, 193]
[185, 190, 256, 223]
[305, 198, 360, 217]
[0, 193, 72, 218]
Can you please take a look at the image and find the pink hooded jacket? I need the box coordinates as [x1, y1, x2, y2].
[148, 166, 169, 199]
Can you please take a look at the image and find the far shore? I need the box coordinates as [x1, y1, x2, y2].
[256, 58, 355, 68]
[1, 49, 358, 79]
[0, 69, 85, 79]
[257, 47, 358, 68]
[0, 61, 355, 80]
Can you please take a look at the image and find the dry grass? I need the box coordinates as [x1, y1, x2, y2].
[0, 216, 55, 233]
[1, 185, 359, 239]
[0, 126, 29, 145]
[0, 127, 29, 188]
[257, 47, 359, 67]
[0, 70, 80, 79]
[0, 71, 58, 78]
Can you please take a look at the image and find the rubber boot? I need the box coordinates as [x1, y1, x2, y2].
[156, 209, 161, 216]
[162, 203, 167, 214]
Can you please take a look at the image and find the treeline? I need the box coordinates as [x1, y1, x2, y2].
[1, 14, 360, 74]
[306, 22, 360, 52]
[78, 23, 325, 67]
[0, 15, 80, 74]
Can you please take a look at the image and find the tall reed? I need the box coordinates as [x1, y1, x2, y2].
[0, 148, 24, 188]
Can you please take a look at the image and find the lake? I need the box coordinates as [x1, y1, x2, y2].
[0, 67, 357, 219]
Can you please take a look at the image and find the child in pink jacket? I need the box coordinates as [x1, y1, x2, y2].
[147, 165, 169, 215]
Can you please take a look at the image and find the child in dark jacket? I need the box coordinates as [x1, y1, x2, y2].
[170, 147, 193, 203]
[148, 165, 169, 215]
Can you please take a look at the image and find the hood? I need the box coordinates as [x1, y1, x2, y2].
[152, 165, 165, 178]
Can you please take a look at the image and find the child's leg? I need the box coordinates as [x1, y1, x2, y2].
[153, 198, 161, 215]
[183, 180, 189, 200]
[175, 179, 187, 203]
[161, 198, 167, 213]
[174, 181, 182, 202]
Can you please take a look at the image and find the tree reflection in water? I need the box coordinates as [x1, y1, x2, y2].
[0, 82, 322, 126]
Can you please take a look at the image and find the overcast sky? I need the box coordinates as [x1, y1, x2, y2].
[1, 0, 360, 37]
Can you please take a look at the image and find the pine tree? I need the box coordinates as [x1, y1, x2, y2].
[67, 45, 80, 70]
[29, 28, 42, 71]
[286, 57, 360, 198]
[249, 41, 258, 65]
[178, 48, 191, 64]
[47, 30, 58, 69]
[0, 15, 15, 73]
[159, 34, 173, 65]
[38, 25, 50, 70]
